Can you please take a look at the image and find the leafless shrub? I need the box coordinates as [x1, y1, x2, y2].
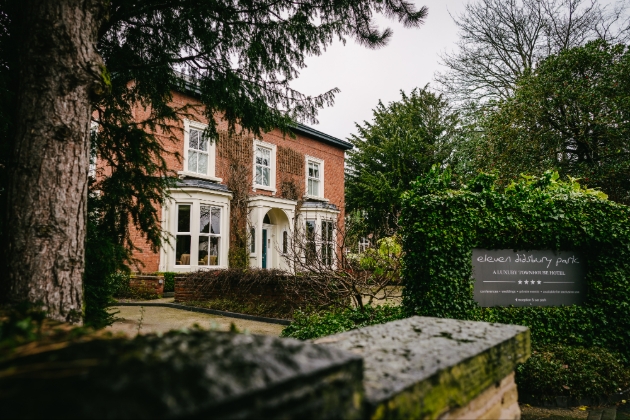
[282, 214, 402, 309]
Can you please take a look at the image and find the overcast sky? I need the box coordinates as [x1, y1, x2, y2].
[291, 0, 468, 141]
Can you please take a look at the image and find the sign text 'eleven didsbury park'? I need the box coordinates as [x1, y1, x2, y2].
[472, 249, 585, 307]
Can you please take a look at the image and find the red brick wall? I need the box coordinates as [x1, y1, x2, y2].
[129, 275, 164, 297]
[127, 90, 347, 270]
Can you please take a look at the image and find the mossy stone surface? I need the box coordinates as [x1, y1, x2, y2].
[0, 330, 364, 419]
[315, 316, 530, 419]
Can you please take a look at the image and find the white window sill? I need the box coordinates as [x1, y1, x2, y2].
[253, 184, 276, 194]
[178, 171, 223, 183]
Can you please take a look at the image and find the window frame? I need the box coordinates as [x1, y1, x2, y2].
[304, 155, 324, 199]
[175, 203, 193, 266]
[180, 119, 220, 181]
[321, 219, 335, 266]
[166, 197, 230, 271]
[197, 205, 222, 267]
[252, 139, 277, 194]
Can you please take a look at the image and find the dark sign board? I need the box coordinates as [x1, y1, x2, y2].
[472, 249, 585, 307]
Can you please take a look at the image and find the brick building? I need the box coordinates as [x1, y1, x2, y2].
[127, 88, 352, 273]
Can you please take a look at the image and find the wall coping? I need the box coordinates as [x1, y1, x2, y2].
[315, 316, 530, 418]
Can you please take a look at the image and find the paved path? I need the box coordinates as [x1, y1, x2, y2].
[107, 299, 284, 337]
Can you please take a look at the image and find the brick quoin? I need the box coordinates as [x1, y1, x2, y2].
[129, 90, 348, 272]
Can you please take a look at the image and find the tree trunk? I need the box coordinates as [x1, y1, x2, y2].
[5, 0, 107, 322]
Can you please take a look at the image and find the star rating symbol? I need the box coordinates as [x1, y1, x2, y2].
[538, 280, 542, 285]
[524, 280, 529, 285]
[518, 280, 522, 284]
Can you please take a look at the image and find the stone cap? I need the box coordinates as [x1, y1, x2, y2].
[315, 316, 530, 418]
[0, 330, 363, 419]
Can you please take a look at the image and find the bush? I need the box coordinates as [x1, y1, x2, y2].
[163, 272, 176, 293]
[184, 297, 298, 320]
[281, 305, 405, 340]
[517, 344, 630, 401]
[179, 268, 347, 317]
[400, 169, 630, 361]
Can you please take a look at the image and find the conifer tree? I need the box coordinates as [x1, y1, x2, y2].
[0, 0, 427, 322]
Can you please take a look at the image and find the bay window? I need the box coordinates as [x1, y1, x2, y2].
[173, 201, 223, 267]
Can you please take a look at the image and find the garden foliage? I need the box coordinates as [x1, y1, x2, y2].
[281, 305, 404, 340]
[516, 344, 630, 402]
[400, 168, 630, 360]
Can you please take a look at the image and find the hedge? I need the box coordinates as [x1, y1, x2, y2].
[400, 169, 630, 360]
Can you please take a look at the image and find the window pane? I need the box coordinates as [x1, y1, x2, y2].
[198, 236, 209, 265]
[250, 228, 256, 253]
[211, 207, 221, 234]
[262, 167, 270, 186]
[187, 150, 198, 173]
[209, 237, 219, 265]
[198, 153, 208, 174]
[306, 220, 316, 263]
[176, 235, 191, 265]
[178, 205, 191, 232]
[200, 205, 210, 233]
[283, 231, 288, 254]
[189, 129, 199, 150]
[256, 147, 270, 166]
[308, 179, 319, 196]
[198, 131, 208, 151]
[306, 220, 316, 238]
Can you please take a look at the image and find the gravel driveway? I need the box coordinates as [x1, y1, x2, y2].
[106, 302, 284, 337]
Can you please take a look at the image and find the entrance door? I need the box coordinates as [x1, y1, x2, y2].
[262, 229, 268, 269]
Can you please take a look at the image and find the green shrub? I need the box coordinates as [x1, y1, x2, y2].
[162, 272, 176, 293]
[181, 268, 348, 314]
[400, 169, 630, 361]
[184, 297, 297, 320]
[281, 305, 405, 340]
[517, 344, 630, 401]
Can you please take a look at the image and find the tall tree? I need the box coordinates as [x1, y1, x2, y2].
[436, 0, 629, 104]
[0, 0, 427, 321]
[346, 87, 460, 237]
[475, 40, 630, 204]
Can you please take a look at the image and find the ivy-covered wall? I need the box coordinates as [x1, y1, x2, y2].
[400, 170, 630, 360]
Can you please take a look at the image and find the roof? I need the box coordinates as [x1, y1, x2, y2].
[290, 124, 352, 151]
[175, 75, 352, 151]
[174, 178, 231, 193]
[301, 200, 340, 212]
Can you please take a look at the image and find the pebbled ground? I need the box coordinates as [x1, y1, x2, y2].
[106, 301, 284, 337]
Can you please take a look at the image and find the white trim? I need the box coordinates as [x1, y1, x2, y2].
[253, 139, 277, 194]
[304, 155, 324, 200]
[248, 195, 297, 208]
[183, 119, 217, 179]
[162, 190, 231, 272]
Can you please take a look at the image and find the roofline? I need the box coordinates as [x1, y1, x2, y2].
[173, 75, 353, 151]
[290, 124, 352, 151]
